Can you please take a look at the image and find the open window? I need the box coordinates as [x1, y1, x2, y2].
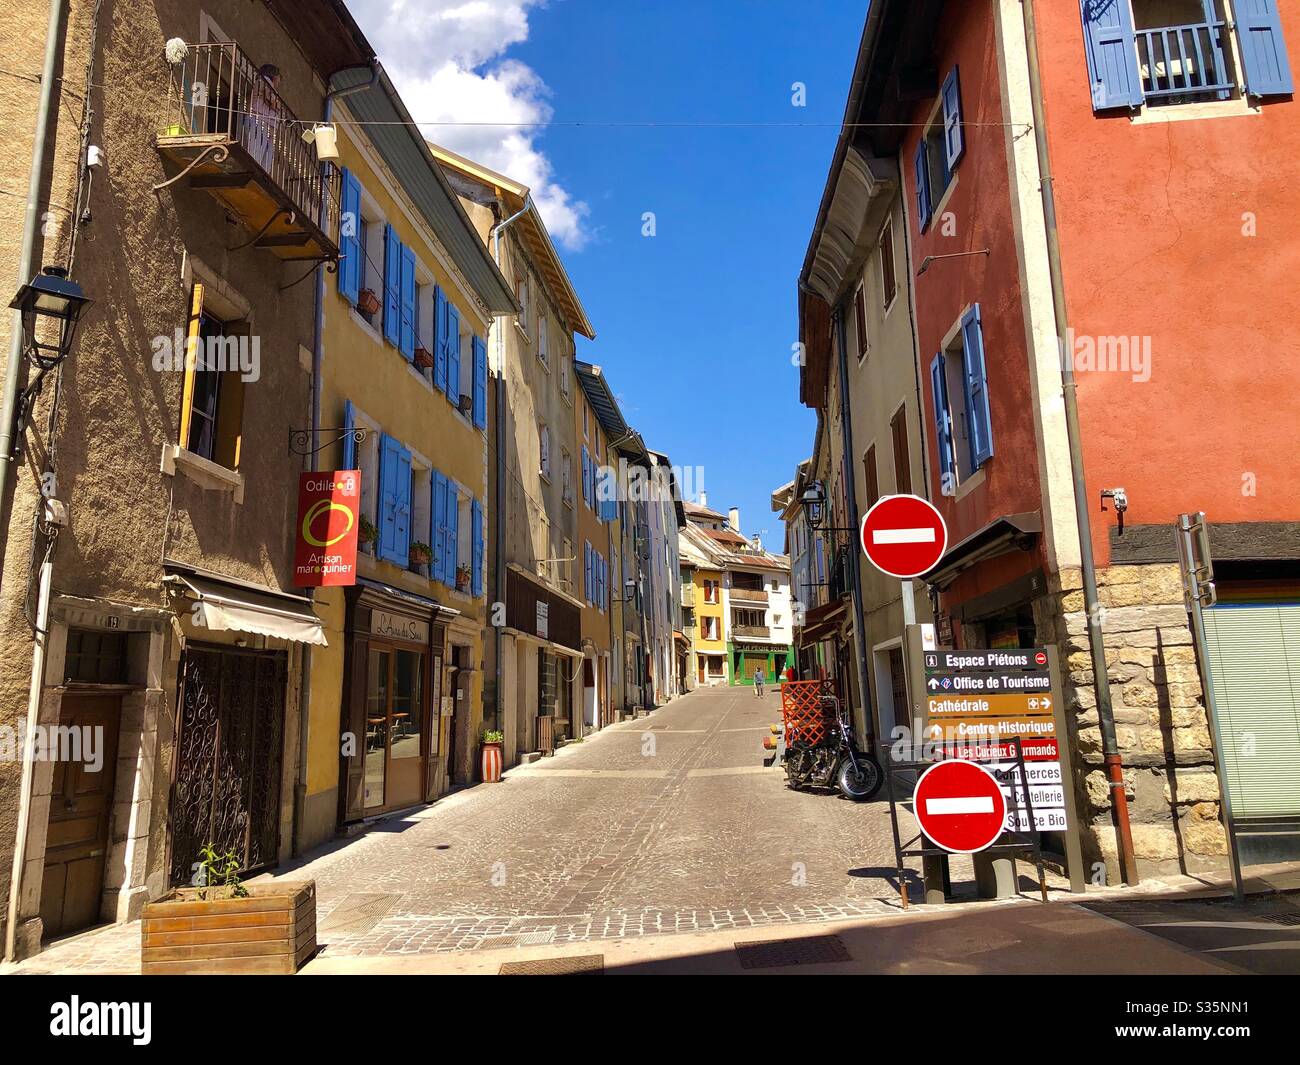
[914, 66, 964, 231]
[179, 283, 246, 471]
[930, 305, 992, 496]
[1081, 0, 1293, 112]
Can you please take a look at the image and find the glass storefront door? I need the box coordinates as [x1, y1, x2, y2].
[363, 644, 425, 812]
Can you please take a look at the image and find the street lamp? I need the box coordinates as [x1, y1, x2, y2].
[800, 481, 827, 530]
[615, 578, 638, 603]
[10, 265, 92, 372]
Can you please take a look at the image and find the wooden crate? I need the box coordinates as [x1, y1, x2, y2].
[141, 881, 316, 975]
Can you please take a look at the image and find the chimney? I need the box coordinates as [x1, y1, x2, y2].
[752, 534, 762, 551]
[699, 490, 708, 508]
[728, 507, 740, 532]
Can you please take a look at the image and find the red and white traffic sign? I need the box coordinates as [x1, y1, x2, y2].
[913, 759, 1007, 853]
[860, 494, 948, 579]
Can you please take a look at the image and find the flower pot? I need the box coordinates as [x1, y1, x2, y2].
[141, 880, 317, 975]
[410, 548, 432, 566]
[480, 742, 503, 783]
[414, 346, 435, 370]
[358, 288, 381, 316]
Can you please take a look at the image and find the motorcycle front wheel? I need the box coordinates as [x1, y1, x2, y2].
[837, 754, 883, 802]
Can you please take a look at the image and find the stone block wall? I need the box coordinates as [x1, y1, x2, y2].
[1042, 564, 1228, 882]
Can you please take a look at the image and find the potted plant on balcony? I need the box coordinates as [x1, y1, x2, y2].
[140, 844, 317, 975]
[480, 729, 505, 783]
[357, 287, 381, 317]
[409, 541, 432, 567]
[358, 514, 377, 552]
[456, 563, 472, 592]
[414, 345, 435, 370]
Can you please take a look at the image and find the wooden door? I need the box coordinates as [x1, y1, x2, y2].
[39, 692, 121, 939]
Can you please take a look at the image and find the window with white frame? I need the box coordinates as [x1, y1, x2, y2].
[913, 65, 965, 232]
[515, 274, 530, 335]
[537, 313, 549, 368]
[539, 422, 551, 480]
[410, 460, 432, 574]
[1081, 0, 1293, 114]
[561, 447, 573, 506]
[930, 304, 992, 496]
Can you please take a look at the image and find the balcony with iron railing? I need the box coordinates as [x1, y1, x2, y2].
[828, 547, 854, 602]
[1134, 19, 1234, 104]
[680, 583, 696, 607]
[155, 41, 339, 261]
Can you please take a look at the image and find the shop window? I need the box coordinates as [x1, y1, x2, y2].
[64, 628, 129, 684]
[179, 284, 245, 469]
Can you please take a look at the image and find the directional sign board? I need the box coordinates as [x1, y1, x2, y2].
[860, 495, 948, 579]
[913, 760, 1007, 853]
[922, 645, 1066, 833]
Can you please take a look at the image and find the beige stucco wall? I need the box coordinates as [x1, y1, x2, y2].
[0, 0, 328, 948]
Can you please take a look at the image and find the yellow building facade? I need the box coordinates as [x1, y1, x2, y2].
[302, 82, 516, 843]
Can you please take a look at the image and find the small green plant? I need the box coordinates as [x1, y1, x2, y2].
[481, 729, 504, 744]
[192, 844, 248, 900]
[358, 514, 378, 545]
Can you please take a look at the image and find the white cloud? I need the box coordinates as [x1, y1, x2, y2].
[346, 0, 591, 249]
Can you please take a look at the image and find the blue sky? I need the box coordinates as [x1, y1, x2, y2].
[349, 0, 867, 550]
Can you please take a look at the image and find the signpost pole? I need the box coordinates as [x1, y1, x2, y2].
[1048, 645, 1087, 892]
[901, 579, 916, 625]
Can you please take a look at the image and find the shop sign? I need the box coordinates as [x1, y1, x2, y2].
[293, 470, 360, 587]
[371, 610, 429, 645]
[536, 600, 549, 639]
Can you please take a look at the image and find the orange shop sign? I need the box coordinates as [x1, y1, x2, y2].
[294, 470, 360, 587]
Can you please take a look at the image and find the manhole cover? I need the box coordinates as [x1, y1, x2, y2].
[735, 934, 851, 969]
[499, 954, 604, 975]
[318, 893, 401, 937]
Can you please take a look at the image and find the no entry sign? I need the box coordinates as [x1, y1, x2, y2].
[860, 494, 948, 579]
[913, 760, 1006, 853]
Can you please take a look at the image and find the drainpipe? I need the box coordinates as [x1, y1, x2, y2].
[294, 62, 377, 856]
[1022, 0, 1137, 884]
[831, 301, 875, 748]
[0, 0, 67, 529]
[488, 199, 530, 736]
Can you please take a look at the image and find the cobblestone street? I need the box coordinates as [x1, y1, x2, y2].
[11, 686, 916, 972]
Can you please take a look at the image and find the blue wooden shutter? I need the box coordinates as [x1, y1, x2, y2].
[584, 542, 593, 604]
[398, 243, 416, 360]
[338, 169, 362, 304]
[393, 443, 412, 563]
[913, 141, 932, 232]
[383, 223, 401, 345]
[471, 499, 484, 597]
[472, 336, 488, 429]
[929, 353, 955, 490]
[378, 433, 400, 561]
[433, 287, 448, 393]
[432, 471, 447, 583]
[961, 304, 994, 468]
[342, 399, 357, 469]
[446, 303, 462, 403]
[941, 66, 964, 169]
[1079, 0, 1142, 111]
[446, 479, 459, 582]
[581, 447, 591, 507]
[1238, 0, 1294, 96]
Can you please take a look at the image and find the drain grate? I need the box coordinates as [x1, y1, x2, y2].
[1249, 910, 1300, 927]
[735, 934, 851, 969]
[499, 954, 604, 975]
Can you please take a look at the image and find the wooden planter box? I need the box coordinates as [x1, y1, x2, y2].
[141, 880, 317, 975]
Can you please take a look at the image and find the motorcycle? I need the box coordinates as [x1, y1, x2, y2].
[783, 694, 882, 801]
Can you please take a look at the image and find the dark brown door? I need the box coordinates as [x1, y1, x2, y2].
[40, 692, 121, 939]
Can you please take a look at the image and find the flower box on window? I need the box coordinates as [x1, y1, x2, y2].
[456, 564, 471, 592]
[409, 541, 432, 566]
[414, 346, 434, 370]
[357, 287, 381, 316]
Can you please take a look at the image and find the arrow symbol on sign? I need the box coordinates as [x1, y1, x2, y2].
[927, 677, 940, 690]
[1042, 696, 1052, 709]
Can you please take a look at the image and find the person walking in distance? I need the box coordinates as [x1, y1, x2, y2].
[753, 667, 765, 697]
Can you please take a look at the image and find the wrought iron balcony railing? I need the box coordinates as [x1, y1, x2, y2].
[1136, 20, 1233, 103]
[156, 41, 339, 261]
